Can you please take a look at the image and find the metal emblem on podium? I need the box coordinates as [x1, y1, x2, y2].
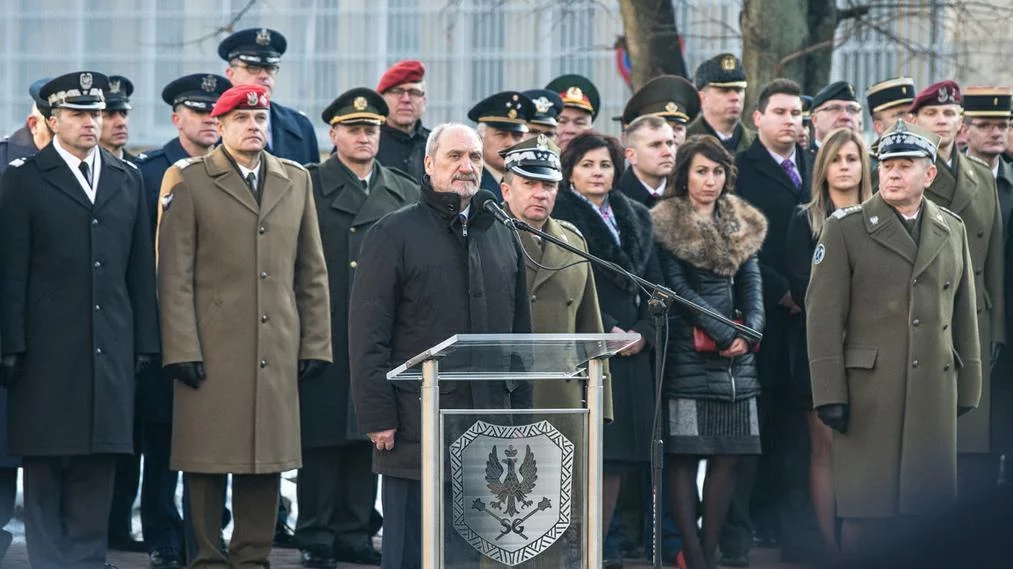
[450, 420, 574, 566]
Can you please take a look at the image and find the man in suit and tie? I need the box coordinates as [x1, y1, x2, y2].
[909, 80, 1006, 500]
[296, 87, 419, 568]
[0, 71, 160, 569]
[467, 91, 535, 200]
[220, 28, 321, 165]
[731, 78, 819, 565]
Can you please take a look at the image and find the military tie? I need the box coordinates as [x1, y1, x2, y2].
[79, 161, 92, 188]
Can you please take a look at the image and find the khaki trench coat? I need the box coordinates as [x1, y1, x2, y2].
[516, 216, 613, 421]
[925, 153, 1005, 453]
[806, 194, 981, 518]
[156, 147, 331, 474]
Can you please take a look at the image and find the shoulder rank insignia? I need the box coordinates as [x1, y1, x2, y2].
[966, 154, 990, 168]
[173, 157, 199, 170]
[7, 157, 25, 168]
[556, 219, 586, 242]
[937, 205, 962, 221]
[123, 160, 138, 170]
[831, 205, 862, 219]
[278, 157, 308, 171]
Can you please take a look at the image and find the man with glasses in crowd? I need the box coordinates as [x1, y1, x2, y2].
[375, 60, 430, 182]
[220, 28, 320, 165]
[808, 81, 862, 157]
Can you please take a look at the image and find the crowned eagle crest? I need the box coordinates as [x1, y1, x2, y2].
[486, 444, 537, 517]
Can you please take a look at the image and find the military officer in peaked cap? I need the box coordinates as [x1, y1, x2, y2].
[867, 77, 916, 136]
[134, 72, 230, 569]
[616, 74, 700, 147]
[909, 81, 1006, 498]
[220, 27, 320, 165]
[295, 88, 418, 567]
[468, 90, 536, 200]
[522, 88, 564, 143]
[99, 75, 139, 165]
[807, 120, 981, 551]
[545, 74, 600, 150]
[809, 81, 861, 149]
[960, 86, 1013, 497]
[687, 53, 756, 153]
[0, 70, 160, 569]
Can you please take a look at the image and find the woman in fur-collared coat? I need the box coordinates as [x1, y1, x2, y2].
[652, 135, 766, 569]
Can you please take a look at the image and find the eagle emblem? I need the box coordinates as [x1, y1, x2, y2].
[451, 420, 573, 565]
[246, 92, 259, 106]
[536, 134, 549, 149]
[937, 87, 952, 103]
[255, 28, 271, 46]
[721, 55, 737, 71]
[108, 79, 121, 94]
[533, 96, 552, 114]
[353, 96, 368, 111]
[201, 75, 218, 92]
[80, 72, 93, 91]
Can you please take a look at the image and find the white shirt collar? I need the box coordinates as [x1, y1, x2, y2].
[767, 146, 797, 167]
[237, 160, 262, 183]
[52, 137, 100, 203]
[992, 161, 1000, 179]
[639, 175, 667, 197]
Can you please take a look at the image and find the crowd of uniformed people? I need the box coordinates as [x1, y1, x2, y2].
[0, 24, 1011, 569]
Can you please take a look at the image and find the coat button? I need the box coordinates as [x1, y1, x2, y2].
[530, 295, 537, 302]
[567, 298, 574, 306]
[976, 269, 983, 275]
[96, 348, 103, 355]
[93, 261, 102, 268]
[259, 226, 267, 235]
[977, 307, 983, 315]
[912, 360, 919, 368]
[912, 279, 918, 286]
[943, 282, 951, 289]
[260, 360, 268, 368]
[261, 314, 269, 323]
[944, 363, 951, 371]
[943, 324, 949, 331]
[350, 261, 358, 269]
[978, 230, 985, 237]
[912, 318, 920, 326]
[350, 227, 356, 233]
[91, 218, 99, 226]
[94, 304, 101, 312]
[260, 271, 269, 279]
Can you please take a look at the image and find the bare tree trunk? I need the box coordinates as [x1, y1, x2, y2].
[618, 0, 689, 91]
[804, 0, 838, 95]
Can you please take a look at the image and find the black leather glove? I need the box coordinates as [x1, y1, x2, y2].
[165, 362, 205, 389]
[135, 353, 156, 376]
[958, 405, 974, 417]
[298, 359, 327, 381]
[991, 343, 1002, 371]
[816, 403, 849, 434]
[0, 354, 24, 388]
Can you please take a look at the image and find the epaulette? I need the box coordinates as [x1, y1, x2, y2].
[937, 205, 963, 221]
[8, 157, 25, 168]
[173, 157, 202, 170]
[278, 157, 308, 171]
[831, 205, 863, 219]
[134, 152, 148, 161]
[385, 166, 418, 185]
[123, 160, 139, 170]
[136, 148, 164, 164]
[966, 154, 991, 168]
[556, 219, 586, 243]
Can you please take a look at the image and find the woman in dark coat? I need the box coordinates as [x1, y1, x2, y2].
[784, 127, 871, 555]
[652, 135, 766, 569]
[551, 131, 660, 565]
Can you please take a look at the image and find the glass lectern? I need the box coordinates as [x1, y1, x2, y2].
[387, 333, 638, 569]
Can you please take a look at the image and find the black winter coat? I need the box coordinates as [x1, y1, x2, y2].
[735, 139, 811, 392]
[0, 144, 159, 456]
[269, 101, 321, 165]
[303, 156, 419, 448]
[785, 206, 822, 407]
[376, 121, 430, 183]
[617, 166, 662, 209]
[348, 180, 532, 479]
[652, 195, 767, 401]
[551, 188, 660, 463]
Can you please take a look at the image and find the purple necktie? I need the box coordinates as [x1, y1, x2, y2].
[781, 158, 802, 191]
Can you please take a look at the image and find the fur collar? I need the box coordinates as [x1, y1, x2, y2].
[651, 194, 768, 276]
[551, 189, 654, 291]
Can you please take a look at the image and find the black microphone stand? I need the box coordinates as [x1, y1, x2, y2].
[497, 211, 761, 568]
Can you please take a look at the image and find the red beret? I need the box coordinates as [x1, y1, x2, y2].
[376, 60, 425, 94]
[908, 80, 961, 114]
[210, 84, 270, 118]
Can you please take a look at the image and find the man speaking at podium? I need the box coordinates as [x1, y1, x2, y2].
[349, 122, 531, 569]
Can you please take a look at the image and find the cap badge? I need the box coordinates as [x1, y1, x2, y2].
[536, 134, 549, 149]
[80, 72, 93, 91]
[937, 87, 952, 103]
[848, 84, 855, 97]
[246, 92, 259, 106]
[201, 75, 218, 92]
[995, 97, 1000, 106]
[256, 28, 272, 46]
[507, 108, 518, 119]
[109, 79, 121, 94]
[565, 86, 584, 102]
[665, 101, 679, 113]
[901, 86, 908, 95]
[533, 96, 552, 114]
[259, 94, 269, 106]
[721, 55, 736, 71]
[353, 96, 368, 111]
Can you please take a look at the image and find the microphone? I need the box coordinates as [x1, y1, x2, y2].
[472, 189, 514, 227]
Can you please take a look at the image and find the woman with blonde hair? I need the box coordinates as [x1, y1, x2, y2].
[784, 127, 872, 556]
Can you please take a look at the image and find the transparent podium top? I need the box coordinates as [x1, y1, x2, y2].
[386, 333, 639, 381]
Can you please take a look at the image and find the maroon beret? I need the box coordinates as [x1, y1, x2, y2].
[210, 84, 270, 118]
[376, 60, 425, 94]
[908, 80, 961, 114]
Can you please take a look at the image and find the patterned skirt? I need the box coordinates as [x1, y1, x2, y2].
[663, 397, 761, 456]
